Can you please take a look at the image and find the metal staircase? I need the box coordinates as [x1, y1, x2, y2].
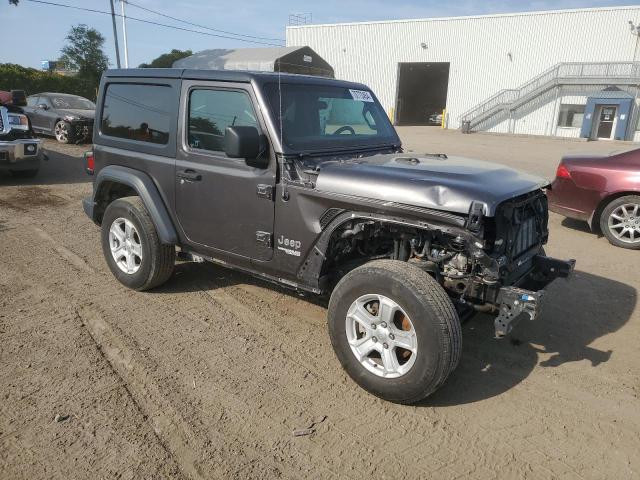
[459, 62, 640, 130]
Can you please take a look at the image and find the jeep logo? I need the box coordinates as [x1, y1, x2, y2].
[278, 235, 301, 249]
[277, 235, 302, 256]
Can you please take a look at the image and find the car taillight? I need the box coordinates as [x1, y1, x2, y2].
[556, 164, 571, 179]
[85, 151, 94, 175]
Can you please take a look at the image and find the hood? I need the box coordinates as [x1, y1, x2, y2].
[314, 153, 548, 216]
[58, 108, 95, 120]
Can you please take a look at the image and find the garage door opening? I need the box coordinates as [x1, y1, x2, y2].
[395, 62, 450, 126]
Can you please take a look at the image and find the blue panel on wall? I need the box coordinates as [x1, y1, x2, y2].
[580, 93, 633, 140]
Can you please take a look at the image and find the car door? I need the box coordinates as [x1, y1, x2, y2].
[24, 95, 42, 130]
[23, 95, 39, 118]
[175, 80, 276, 262]
[31, 96, 54, 132]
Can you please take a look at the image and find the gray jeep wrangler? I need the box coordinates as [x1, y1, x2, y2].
[83, 69, 574, 404]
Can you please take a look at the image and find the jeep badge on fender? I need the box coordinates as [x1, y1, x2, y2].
[277, 235, 301, 256]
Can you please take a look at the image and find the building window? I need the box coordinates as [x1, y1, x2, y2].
[188, 89, 258, 153]
[557, 104, 585, 128]
[101, 83, 172, 144]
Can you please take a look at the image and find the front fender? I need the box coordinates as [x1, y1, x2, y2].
[87, 165, 178, 245]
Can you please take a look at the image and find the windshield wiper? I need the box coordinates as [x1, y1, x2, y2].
[289, 143, 400, 158]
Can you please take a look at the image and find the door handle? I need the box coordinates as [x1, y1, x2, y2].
[177, 169, 202, 182]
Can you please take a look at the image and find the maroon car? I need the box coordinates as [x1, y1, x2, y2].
[548, 149, 640, 249]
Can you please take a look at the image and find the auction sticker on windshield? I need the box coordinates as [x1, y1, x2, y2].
[349, 89, 374, 102]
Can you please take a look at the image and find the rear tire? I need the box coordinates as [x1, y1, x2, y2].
[599, 195, 640, 250]
[328, 260, 461, 404]
[101, 196, 175, 291]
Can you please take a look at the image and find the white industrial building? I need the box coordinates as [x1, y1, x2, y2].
[286, 6, 640, 142]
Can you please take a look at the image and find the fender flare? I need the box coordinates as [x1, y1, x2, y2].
[92, 165, 178, 245]
[296, 210, 471, 289]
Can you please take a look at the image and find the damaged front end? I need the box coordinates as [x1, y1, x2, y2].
[443, 191, 575, 337]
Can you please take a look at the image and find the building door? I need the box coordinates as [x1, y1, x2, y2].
[395, 62, 450, 126]
[593, 105, 617, 140]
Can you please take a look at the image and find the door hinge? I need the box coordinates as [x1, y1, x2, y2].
[256, 184, 273, 200]
[256, 231, 272, 247]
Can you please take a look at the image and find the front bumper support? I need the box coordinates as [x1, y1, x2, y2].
[494, 255, 575, 337]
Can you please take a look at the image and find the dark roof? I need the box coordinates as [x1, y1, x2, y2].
[103, 68, 366, 89]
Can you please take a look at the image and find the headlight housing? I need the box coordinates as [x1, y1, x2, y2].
[7, 113, 30, 131]
[63, 115, 80, 122]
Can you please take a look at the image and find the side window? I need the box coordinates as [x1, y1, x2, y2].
[188, 89, 258, 153]
[557, 104, 585, 128]
[26, 96, 39, 107]
[101, 83, 171, 144]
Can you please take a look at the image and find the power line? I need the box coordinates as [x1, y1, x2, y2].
[22, 0, 285, 47]
[125, 0, 285, 44]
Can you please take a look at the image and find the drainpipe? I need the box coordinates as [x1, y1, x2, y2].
[550, 85, 560, 137]
[632, 85, 639, 141]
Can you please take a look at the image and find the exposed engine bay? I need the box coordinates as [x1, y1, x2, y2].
[320, 190, 573, 336]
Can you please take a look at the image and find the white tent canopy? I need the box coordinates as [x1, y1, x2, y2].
[173, 46, 334, 78]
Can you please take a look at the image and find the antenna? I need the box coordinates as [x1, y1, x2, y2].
[120, 0, 129, 68]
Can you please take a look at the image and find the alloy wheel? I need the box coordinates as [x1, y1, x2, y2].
[607, 203, 640, 245]
[345, 294, 418, 379]
[54, 121, 68, 142]
[109, 217, 143, 274]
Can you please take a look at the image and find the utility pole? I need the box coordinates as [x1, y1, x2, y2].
[120, 0, 130, 68]
[109, 0, 121, 68]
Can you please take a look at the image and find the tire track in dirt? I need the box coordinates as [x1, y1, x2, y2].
[76, 305, 202, 480]
[0, 251, 184, 479]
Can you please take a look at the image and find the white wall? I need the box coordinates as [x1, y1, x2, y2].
[287, 7, 640, 130]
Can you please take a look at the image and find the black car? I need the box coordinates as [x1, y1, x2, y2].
[24, 92, 95, 144]
[82, 69, 574, 404]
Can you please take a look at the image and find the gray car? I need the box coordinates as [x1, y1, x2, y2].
[24, 92, 95, 144]
[82, 69, 574, 404]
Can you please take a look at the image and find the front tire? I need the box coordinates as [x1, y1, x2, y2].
[599, 195, 640, 250]
[101, 196, 175, 291]
[328, 260, 462, 404]
[54, 120, 73, 144]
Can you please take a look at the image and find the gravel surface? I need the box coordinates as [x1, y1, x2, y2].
[0, 133, 638, 479]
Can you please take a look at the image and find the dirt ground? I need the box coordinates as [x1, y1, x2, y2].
[0, 131, 638, 480]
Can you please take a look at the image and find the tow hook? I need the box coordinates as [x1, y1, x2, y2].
[494, 287, 544, 337]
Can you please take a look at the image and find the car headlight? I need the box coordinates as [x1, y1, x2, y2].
[63, 115, 80, 122]
[7, 113, 29, 131]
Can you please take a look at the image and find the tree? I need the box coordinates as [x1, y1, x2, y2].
[8, 0, 19, 5]
[61, 24, 109, 86]
[139, 49, 193, 68]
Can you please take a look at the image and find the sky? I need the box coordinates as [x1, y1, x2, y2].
[0, 0, 635, 69]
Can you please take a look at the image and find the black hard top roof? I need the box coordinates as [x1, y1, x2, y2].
[103, 68, 368, 90]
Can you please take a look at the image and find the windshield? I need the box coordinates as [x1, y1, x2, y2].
[264, 83, 399, 152]
[49, 95, 95, 110]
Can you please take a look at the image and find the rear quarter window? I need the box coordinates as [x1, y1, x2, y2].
[100, 83, 172, 145]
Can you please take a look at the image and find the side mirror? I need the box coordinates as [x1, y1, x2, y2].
[37, 103, 49, 110]
[224, 126, 268, 168]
